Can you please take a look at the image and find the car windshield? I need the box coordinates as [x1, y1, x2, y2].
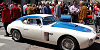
[43, 16, 56, 25]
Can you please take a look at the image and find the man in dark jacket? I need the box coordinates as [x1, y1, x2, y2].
[43, 1, 51, 14]
[1, 2, 11, 36]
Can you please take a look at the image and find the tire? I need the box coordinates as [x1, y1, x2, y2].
[12, 30, 23, 42]
[58, 36, 79, 50]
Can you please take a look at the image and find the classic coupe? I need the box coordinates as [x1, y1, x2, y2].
[7, 14, 96, 50]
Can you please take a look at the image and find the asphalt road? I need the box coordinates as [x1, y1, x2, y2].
[0, 22, 31, 50]
[0, 22, 100, 50]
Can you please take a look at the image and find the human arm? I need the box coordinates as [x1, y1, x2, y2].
[11, 8, 13, 19]
[69, 6, 75, 13]
[42, 7, 45, 14]
[76, 6, 80, 13]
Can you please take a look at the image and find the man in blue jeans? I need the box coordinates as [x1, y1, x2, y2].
[53, 0, 61, 20]
[93, 1, 100, 33]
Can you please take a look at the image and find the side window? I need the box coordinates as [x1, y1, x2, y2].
[22, 18, 41, 25]
[36, 19, 41, 25]
[27, 19, 34, 24]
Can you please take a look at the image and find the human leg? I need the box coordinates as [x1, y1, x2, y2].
[3, 22, 10, 36]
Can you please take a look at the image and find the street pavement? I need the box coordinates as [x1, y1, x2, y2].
[0, 22, 100, 50]
[0, 22, 30, 50]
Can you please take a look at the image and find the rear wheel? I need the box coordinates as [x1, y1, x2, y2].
[12, 30, 23, 42]
[58, 36, 79, 50]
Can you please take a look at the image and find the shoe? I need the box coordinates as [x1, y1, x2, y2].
[4, 35, 9, 37]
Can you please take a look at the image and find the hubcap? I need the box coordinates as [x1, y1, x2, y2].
[61, 38, 74, 50]
[12, 30, 20, 41]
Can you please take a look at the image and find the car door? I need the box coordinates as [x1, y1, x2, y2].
[22, 18, 42, 40]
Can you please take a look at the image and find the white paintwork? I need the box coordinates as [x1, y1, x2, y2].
[27, 14, 52, 17]
[22, 24, 42, 40]
[7, 14, 97, 49]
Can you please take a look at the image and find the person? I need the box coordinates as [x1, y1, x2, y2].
[27, 4, 33, 15]
[49, 3, 53, 10]
[93, 1, 100, 32]
[51, 3, 54, 14]
[32, 4, 37, 14]
[23, 2, 27, 16]
[10, 1, 14, 10]
[1, 2, 11, 36]
[60, 4, 63, 14]
[11, 3, 21, 21]
[70, 1, 80, 23]
[63, 3, 69, 14]
[37, 2, 42, 14]
[89, 4, 93, 15]
[87, 4, 93, 15]
[18, 4, 22, 16]
[97, 4, 100, 26]
[53, 0, 61, 20]
[25, 4, 30, 15]
[79, 1, 87, 24]
[6, 1, 10, 10]
[0, 4, 3, 22]
[41, 3, 45, 14]
[42, 1, 51, 14]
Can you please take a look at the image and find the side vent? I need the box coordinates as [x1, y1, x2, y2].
[44, 32, 49, 41]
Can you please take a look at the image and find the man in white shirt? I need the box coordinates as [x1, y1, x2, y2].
[70, 1, 80, 23]
[23, 3, 27, 16]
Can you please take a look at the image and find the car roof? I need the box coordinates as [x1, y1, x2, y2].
[27, 14, 52, 17]
[16, 14, 52, 21]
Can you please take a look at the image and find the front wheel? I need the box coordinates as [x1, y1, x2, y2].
[12, 30, 23, 42]
[58, 36, 79, 50]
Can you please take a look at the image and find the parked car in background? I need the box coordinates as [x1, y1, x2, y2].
[60, 14, 72, 22]
[7, 14, 96, 50]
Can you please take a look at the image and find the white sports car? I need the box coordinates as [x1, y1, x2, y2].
[7, 14, 96, 50]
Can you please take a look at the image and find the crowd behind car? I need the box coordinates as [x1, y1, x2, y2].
[0, 0, 100, 36]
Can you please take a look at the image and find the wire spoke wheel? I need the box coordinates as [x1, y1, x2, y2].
[12, 30, 22, 41]
[58, 36, 79, 50]
[61, 38, 74, 50]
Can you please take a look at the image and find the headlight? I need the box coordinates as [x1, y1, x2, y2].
[89, 39, 94, 46]
[92, 29, 96, 34]
[92, 30, 98, 38]
[89, 36, 96, 46]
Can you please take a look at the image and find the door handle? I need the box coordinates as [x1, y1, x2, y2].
[24, 29, 29, 30]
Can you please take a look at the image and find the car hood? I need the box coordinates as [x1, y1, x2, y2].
[52, 22, 91, 32]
